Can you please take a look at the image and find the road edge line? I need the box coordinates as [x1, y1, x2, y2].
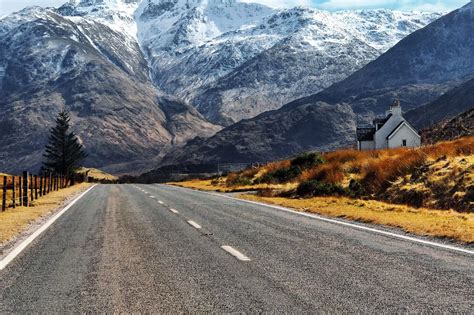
[165, 185, 474, 256]
[0, 184, 98, 271]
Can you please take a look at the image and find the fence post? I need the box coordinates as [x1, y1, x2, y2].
[2, 176, 6, 211]
[22, 171, 29, 207]
[39, 175, 43, 197]
[30, 174, 34, 202]
[34, 175, 38, 200]
[12, 176, 16, 208]
[18, 176, 22, 206]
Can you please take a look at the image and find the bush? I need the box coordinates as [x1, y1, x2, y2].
[291, 152, 324, 169]
[348, 179, 366, 197]
[226, 172, 253, 187]
[299, 163, 344, 184]
[296, 180, 348, 197]
[259, 166, 302, 184]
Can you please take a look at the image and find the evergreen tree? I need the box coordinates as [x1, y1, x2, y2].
[43, 110, 87, 176]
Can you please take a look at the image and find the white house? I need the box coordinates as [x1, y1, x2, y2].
[356, 100, 421, 150]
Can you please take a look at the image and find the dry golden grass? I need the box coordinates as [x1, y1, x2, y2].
[241, 194, 474, 243]
[77, 167, 118, 181]
[0, 183, 92, 245]
[169, 179, 297, 192]
[0, 173, 12, 177]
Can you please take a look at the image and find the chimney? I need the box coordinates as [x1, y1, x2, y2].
[390, 99, 402, 116]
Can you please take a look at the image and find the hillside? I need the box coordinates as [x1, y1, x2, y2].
[406, 78, 474, 129]
[421, 109, 473, 144]
[174, 137, 474, 213]
[160, 2, 473, 168]
[0, 7, 219, 174]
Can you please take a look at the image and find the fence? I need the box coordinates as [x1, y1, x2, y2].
[0, 171, 79, 212]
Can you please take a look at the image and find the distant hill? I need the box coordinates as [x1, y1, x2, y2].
[421, 109, 473, 144]
[406, 78, 474, 129]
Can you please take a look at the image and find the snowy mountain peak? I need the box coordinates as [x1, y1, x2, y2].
[58, 0, 140, 39]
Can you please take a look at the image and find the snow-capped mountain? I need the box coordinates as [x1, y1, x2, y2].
[57, 0, 140, 39]
[157, 1, 473, 168]
[134, 0, 441, 124]
[0, 0, 444, 173]
[10, 0, 439, 126]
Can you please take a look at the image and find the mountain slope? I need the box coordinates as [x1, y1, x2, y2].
[159, 2, 473, 167]
[406, 78, 474, 129]
[136, 1, 440, 124]
[298, 2, 474, 120]
[160, 102, 356, 166]
[0, 7, 219, 174]
[420, 109, 473, 144]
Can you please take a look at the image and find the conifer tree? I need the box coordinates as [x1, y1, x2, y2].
[43, 110, 87, 176]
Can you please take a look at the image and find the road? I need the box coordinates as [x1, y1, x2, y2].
[0, 184, 472, 312]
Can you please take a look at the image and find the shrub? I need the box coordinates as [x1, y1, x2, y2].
[226, 172, 252, 187]
[348, 179, 366, 197]
[360, 151, 426, 194]
[296, 180, 348, 197]
[259, 166, 302, 184]
[291, 152, 324, 169]
[300, 163, 344, 184]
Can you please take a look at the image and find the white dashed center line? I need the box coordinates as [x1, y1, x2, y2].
[158, 200, 164, 205]
[187, 220, 202, 229]
[169, 208, 179, 214]
[221, 246, 251, 262]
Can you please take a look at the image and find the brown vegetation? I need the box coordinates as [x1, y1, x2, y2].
[173, 137, 473, 212]
[0, 183, 92, 246]
[241, 194, 474, 243]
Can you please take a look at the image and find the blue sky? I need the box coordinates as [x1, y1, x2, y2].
[0, 0, 470, 17]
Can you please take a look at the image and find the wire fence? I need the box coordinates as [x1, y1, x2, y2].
[0, 172, 84, 212]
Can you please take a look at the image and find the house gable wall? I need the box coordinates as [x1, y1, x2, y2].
[387, 124, 421, 148]
[374, 115, 404, 149]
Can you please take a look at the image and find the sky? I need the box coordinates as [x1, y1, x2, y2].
[0, 0, 470, 17]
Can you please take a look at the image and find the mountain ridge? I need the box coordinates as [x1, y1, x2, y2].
[156, 2, 473, 169]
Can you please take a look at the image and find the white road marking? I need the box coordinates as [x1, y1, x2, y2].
[166, 185, 474, 256]
[221, 246, 251, 261]
[187, 220, 202, 229]
[150, 196, 156, 199]
[158, 200, 164, 205]
[169, 208, 179, 214]
[0, 184, 98, 271]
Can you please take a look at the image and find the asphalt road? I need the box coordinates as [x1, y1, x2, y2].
[0, 184, 472, 312]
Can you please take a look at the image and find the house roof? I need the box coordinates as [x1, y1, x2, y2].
[373, 114, 392, 127]
[386, 120, 420, 140]
[356, 127, 376, 141]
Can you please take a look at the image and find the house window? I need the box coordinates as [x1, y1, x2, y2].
[402, 140, 407, 147]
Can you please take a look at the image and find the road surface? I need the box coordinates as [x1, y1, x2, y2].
[0, 184, 472, 312]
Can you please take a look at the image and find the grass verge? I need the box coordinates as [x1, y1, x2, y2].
[0, 183, 92, 246]
[169, 179, 297, 192]
[240, 194, 474, 243]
